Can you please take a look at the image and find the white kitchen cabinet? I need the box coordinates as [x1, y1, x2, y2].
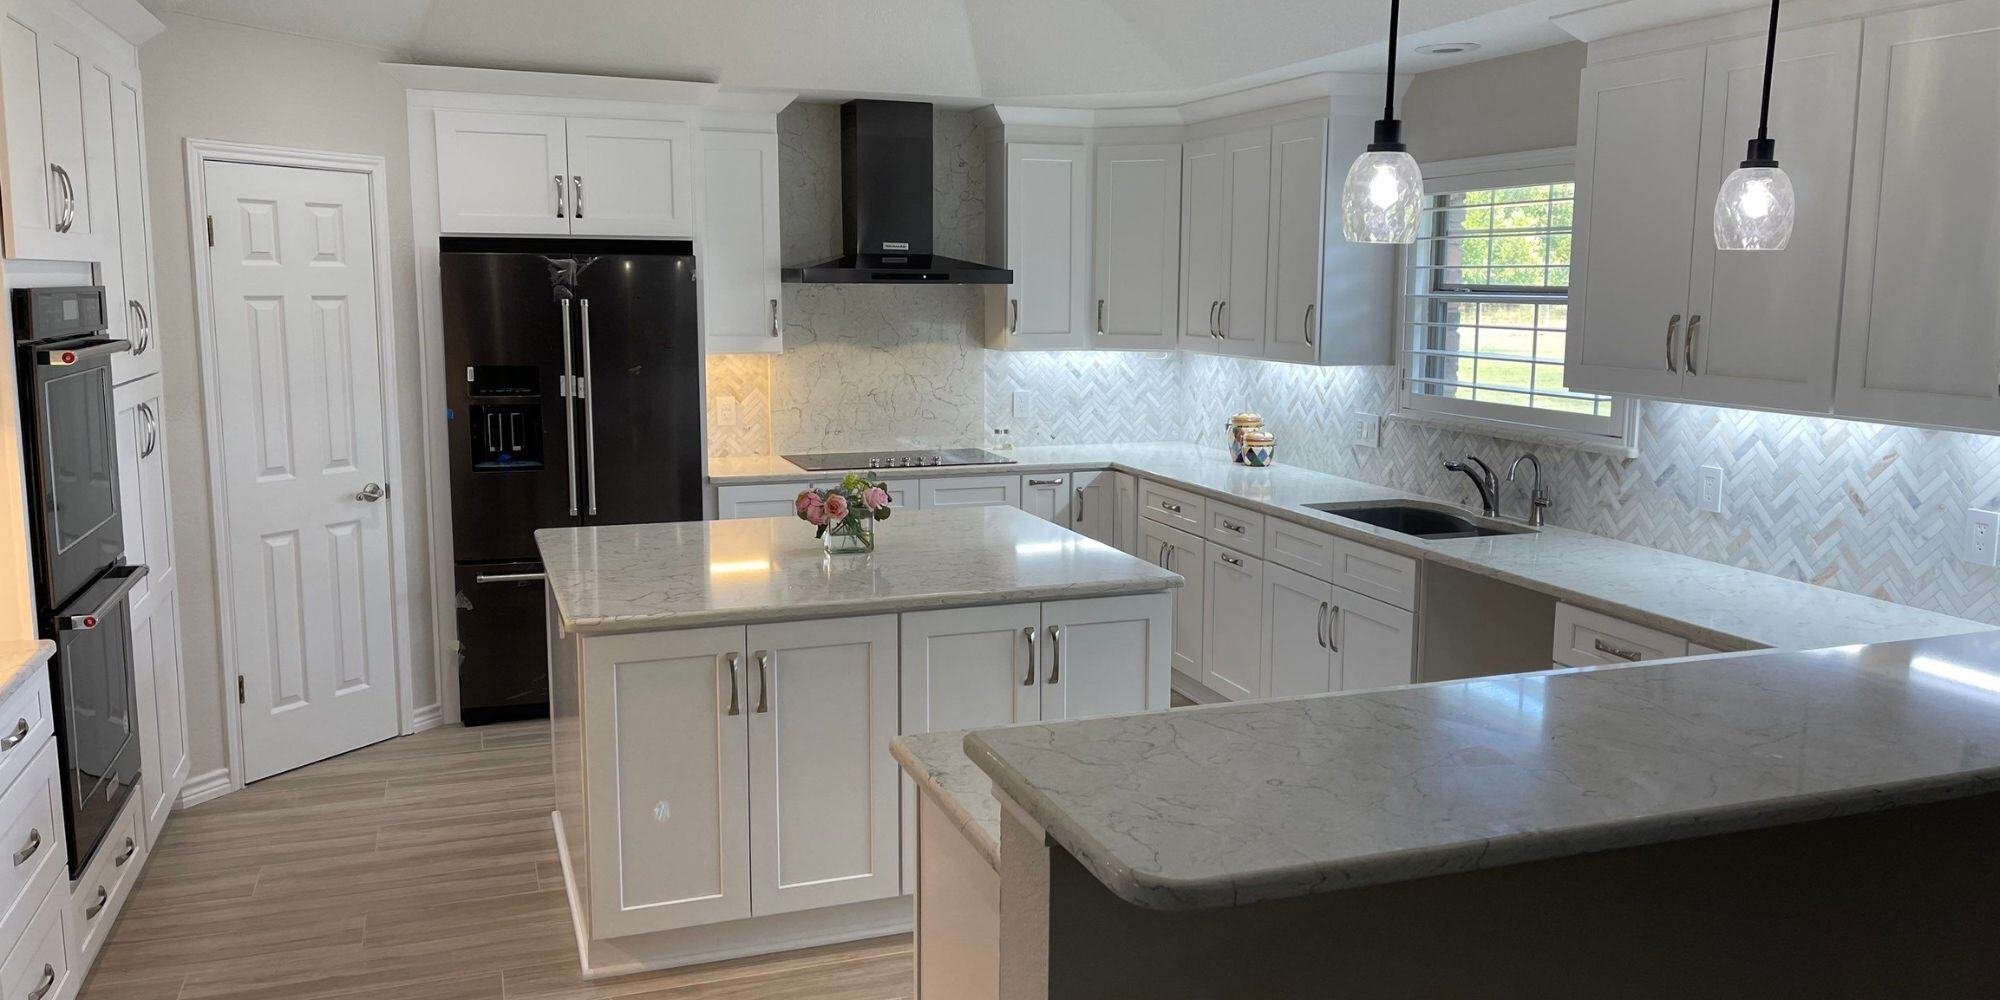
[900, 604, 1043, 734]
[1178, 135, 1228, 351]
[1070, 469, 1119, 547]
[1020, 473, 1071, 524]
[1264, 562, 1333, 698]
[1552, 602, 1688, 667]
[434, 111, 693, 238]
[1833, 0, 2000, 432]
[1263, 118, 1327, 365]
[111, 376, 171, 615]
[1037, 593, 1172, 720]
[921, 475, 1021, 510]
[583, 626, 751, 937]
[107, 72, 158, 384]
[1, 881, 71, 1000]
[986, 143, 1091, 349]
[131, 582, 189, 844]
[1214, 128, 1272, 357]
[1114, 472, 1140, 555]
[1091, 144, 1182, 350]
[1201, 542, 1264, 701]
[714, 479, 913, 519]
[698, 130, 783, 354]
[1332, 588, 1416, 691]
[1139, 518, 1204, 681]
[745, 617, 900, 915]
[67, 792, 144, 968]
[2, 0, 122, 261]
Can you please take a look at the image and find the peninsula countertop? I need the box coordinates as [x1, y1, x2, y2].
[965, 630, 2000, 911]
[711, 443, 1987, 652]
[536, 504, 1182, 635]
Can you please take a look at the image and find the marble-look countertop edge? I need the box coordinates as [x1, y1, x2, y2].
[710, 446, 1986, 652]
[0, 640, 56, 704]
[890, 735, 1001, 871]
[962, 691, 2000, 912]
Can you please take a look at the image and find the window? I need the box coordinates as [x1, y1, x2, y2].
[1397, 150, 1637, 453]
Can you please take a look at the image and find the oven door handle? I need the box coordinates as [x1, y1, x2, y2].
[55, 564, 147, 631]
[32, 336, 131, 367]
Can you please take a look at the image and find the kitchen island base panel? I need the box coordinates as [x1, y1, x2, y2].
[1001, 790, 2000, 1000]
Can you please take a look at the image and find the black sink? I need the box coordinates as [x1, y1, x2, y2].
[1304, 502, 1533, 540]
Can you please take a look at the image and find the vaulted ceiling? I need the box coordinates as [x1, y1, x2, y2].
[139, 0, 1592, 104]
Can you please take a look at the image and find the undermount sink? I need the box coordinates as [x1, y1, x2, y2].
[1304, 501, 1537, 540]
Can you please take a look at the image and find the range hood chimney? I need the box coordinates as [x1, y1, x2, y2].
[782, 100, 1013, 284]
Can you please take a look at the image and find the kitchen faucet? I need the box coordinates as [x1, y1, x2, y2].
[1443, 456, 1500, 517]
[1507, 452, 1550, 527]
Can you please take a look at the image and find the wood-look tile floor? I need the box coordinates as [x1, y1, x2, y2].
[78, 722, 913, 1000]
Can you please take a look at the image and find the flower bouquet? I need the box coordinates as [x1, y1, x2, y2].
[796, 474, 893, 554]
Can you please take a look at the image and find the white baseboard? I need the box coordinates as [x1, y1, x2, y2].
[177, 767, 234, 808]
[410, 702, 447, 733]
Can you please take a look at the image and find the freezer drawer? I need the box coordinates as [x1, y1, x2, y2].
[455, 562, 552, 725]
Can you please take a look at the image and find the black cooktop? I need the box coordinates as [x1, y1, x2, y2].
[784, 448, 1018, 472]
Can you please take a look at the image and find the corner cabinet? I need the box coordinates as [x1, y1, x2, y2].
[697, 130, 783, 354]
[985, 142, 1093, 350]
[434, 110, 695, 238]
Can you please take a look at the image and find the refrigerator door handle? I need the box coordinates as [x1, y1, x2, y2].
[561, 299, 579, 517]
[580, 298, 599, 516]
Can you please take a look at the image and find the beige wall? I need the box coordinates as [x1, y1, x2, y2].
[1401, 42, 1586, 163]
[140, 14, 432, 780]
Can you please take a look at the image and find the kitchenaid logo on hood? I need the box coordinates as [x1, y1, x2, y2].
[881, 242, 910, 251]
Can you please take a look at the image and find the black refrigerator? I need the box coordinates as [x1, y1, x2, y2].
[441, 239, 704, 724]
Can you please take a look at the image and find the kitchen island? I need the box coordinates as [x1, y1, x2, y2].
[536, 505, 1179, 976]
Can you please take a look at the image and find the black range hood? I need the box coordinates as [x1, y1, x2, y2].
[782, 100, 1013, 285]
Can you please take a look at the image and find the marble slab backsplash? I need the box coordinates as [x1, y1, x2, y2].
[702, 103, 2000, 628]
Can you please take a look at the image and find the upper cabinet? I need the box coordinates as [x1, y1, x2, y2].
[435, 111, 695, 238]
[1180, 128, 1269, 357]
[1090, 144, 1181, 351]
[985, 142, 1092, 350]
[2, 0, 123, 261]
[697, 130, 783, 354]
[108, 73, 158, 384]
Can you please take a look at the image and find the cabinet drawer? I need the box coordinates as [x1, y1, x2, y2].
[920, 475, 1020, 509]
[1265, 517, 1338, 581]
[1205, 500, 1263, 556]
[0, 741, 61, 960]
[0, 669, 54, 802]
[1553, 603, 1689, 667]
[1139, 479, 1204, 532]
[2, 881, 70, 1000]
[1331, 538, 1418, 612]
[68, 794, 145, 967]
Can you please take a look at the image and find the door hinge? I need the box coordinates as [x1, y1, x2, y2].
[237, 676, 245, 704]
[207, 215, 216, 247]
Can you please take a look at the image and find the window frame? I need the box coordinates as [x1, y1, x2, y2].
[1394, 147, 1640, 457]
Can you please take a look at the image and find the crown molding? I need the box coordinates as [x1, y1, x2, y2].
[382, 63, 795, 114]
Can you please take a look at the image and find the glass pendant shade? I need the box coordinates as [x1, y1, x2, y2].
[1341, 149, 1424, 244]
[1713, 163, 1795, 250]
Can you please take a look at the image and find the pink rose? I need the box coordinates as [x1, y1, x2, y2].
[795, 490, 826, 525]
[862, 486, 891, 512]
[823, 493, 850, 521]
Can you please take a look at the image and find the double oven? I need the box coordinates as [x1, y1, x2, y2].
[13, 286, 147, 875]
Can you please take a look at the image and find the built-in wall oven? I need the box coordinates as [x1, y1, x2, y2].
[12, 286, 147, 876]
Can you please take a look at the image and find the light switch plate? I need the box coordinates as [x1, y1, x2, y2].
[716, 396, 739, 428]
[1012, 390, 1036, 421]
[1963, 508, 2000, 566]
[1349, 412, 1380, 448]
[1697, 465, 1723, 514]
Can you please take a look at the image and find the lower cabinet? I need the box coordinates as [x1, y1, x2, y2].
[1261, 561, 1415, 699]
[715, 479, 914, 519]
[1069, 470, 1119, 548]
[1138, 518, 1204, 682]
[1202, 542, 1264, 700]
[1019, 473, 1071, 523]
[131, 580, 189, 844]
[1113, 472, 1140, 555]
[920, 475, 1020, 510]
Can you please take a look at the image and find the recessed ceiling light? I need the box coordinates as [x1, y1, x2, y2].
[1414, 41, 1481, 55]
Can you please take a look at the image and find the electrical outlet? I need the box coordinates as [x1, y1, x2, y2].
[716, 396, 739, 428]
[1349, 412, 1380, 448]
[1697, 465, 1723, 514]
[1963, 508, 2000, 566]
[1012, 390, 1036, 421]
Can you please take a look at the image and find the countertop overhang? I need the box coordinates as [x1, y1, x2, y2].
[536, 504, 1182, 635]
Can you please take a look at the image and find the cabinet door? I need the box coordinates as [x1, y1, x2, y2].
[1685, 21, 1861, 413]
[715, 482, 805, 520]
[77, 59, 115, 253]
[568, 116, 696, 238]
[1834, 0, 2000, 432]
[920, 474, 1020, 510]
[1113, 472, 1139, 555]
[1092, 143, 1182, 350]
[1263, 562, 1334, 698]
[133, 582, 189, 843]
[1201, 542, 1264, 700]
[698, 130, 783, 354]
[1040, 593, 1171, 721]
[1179, 136, 1228, 352]
[1332, 587, 1415, 691]
[1070, 470, 1118, 547]
[1216, 128, 1272, 357]
[1265, 118, 1328, 364]
[434, 110, 570, 235]
[584, 627, 750, 936]
[999, 143, 1091, 349]
[1, 9, 96, 259]
[1020, 473, 1070, 523]
[747, 616, 900, 915]
[899, 604, 1042, 733]
[112, 377, 171, 614]
[1566, 48, 1706, 398]
[0, 10, 52, 251]
[1138, 519, 1204, 681]
[109, 74, 160, 384]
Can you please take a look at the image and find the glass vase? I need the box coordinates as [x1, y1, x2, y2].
[823, 517, 875, 555]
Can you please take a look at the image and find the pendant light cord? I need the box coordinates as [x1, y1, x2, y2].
[1755, 0, 1780, 141]
[1383, 0, 1401, 122]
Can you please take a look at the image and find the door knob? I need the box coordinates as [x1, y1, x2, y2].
[355, 482, 386, 502]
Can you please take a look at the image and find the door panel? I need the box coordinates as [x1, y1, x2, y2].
[1218, 128, 1271, 357]
[1179, 136, 1227, 351]
[204, 160, 399, 781]
[111, 377, 170, 615]
[1266, 119, 1328, 364]
[434, 111, 569, 235]
[109, 75, 160, 385]
[1333, 587, 1416, 691]
[748, 616, 900, 914]
[698, 131, 782, 353]
[1264, 562, 1333, 699]
[567, 117, 695, 238]
[137, 585, 188, 842]
[1092, 144, 1182, 350]
[1139, 519, 1204, 681]
[1070, 470, 1118, 547]
[1, 12, 51, 247]
[1041, 594, 1170, 721]
[1003, 144, 1091, 347]
[1020, 474, 1069, 523]
[920, 475, 1020, 509]
[1202, 543, 1263, 700]
[574, 255, 704, 527]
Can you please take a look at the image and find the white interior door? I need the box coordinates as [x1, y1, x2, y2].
[203, 159, 400, 781]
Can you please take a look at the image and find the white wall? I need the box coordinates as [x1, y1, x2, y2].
[140, 13, 433, 780]
[1401, 42, 1585, 162]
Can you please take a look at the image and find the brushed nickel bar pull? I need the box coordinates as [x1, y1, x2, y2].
[572, 175, 584, 218]
[1317, 601, 1330, 649]
[580, 299, 599, 516]
[1095, 298, 1105, 336]
[474, 572, 546, 585]
[0, 718, 26, 751]
[754, 651, 771, 714]
[27, 964, 54, 1000]
[724, 652, 742, 715]
[1593, 638, 1642, 662]
[1022, 627, 1039, 686]
[1327, 606, 1340, 653]
[85, 885, 108, 919]
[554, 175, 566, 217]
[114, 836, 136, 867]
[12, 828, 39, 867]
[1220, 552, 1243, 568]
[1665, 314, 1682, 373]
[1685, 314, 1702, 375]
[560, 300, 578, 517]
[770, 298, 780, 338]
[1304, 303, 1316, 346]
[1046, 625, 1063, 684]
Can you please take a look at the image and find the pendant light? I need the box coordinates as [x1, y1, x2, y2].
[1714, 0, 1795, 250]
[1341, 0, 1423, 244]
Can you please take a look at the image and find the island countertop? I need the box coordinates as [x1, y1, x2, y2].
[965, 629, 2000, 911]
[537, 505, 1182, 635]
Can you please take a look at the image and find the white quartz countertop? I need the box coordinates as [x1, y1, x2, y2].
[711, 443, 1986, 652]
[966, 630, 2000, 910]
[0, 640, 54, 704]
[891, 730, 1001, 870]
[536, 505, 1181, 635]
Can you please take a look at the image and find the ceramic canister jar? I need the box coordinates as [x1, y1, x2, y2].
[1227, 412, 1265, 463]
[1242, 428, 1276, 467]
